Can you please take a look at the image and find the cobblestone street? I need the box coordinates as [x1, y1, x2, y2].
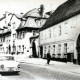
[20, 63, 80, 80]
[0, 58, 80, 80]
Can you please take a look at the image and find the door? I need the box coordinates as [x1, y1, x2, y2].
[40, 46, 43, 58]
[32, 40, 37, 58]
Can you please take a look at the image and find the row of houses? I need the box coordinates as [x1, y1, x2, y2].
[0, 7, 47, 58]
[1, 0, 80, 65]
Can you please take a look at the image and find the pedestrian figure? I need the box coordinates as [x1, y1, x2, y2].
[47, 52, 51, 65]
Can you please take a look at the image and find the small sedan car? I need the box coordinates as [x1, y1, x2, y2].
[0, 54, 20, 74]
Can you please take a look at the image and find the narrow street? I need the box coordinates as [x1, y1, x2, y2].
[0, 63, 80, 80]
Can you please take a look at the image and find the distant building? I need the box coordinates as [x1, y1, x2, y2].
[0, 12, 21, 55]
[40, 0, 80, 64]
[0, 29, 11, 54]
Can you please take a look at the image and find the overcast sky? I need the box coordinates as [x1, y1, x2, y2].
[0, 0, 67, 16]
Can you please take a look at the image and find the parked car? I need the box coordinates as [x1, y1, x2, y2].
[0, 54, 20, 74]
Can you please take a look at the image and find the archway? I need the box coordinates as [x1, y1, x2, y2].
[76, 34, 80, 64]
[32, 40, 38, 58]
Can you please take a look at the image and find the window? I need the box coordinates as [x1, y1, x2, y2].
[13, 22, 15, 28]
[49, 29, 51, 38]
[1, 38, 2, 42]
[13, 41, 16, 52]
[22, 45, 24, 51]
[45, 46, 46, 54]
[13, 34, 16, 40]
[19, 45, 21, 52]
[64, 43, 67, 54]
[3, 37, 5, 42]
[19, 32, 22, 39]
[58, 44, 61, 54]
[57, 44, 61, 57]
[33, 30, 36, 36]
[17, 32, 20, 39]
[64, 43, 67, 58]
[53, 45, 55, 54]
[22, 31, 25, 38]
[59, 26, 61, 36]
[48, 46, 50, 53]
[53, 28, 55, 36]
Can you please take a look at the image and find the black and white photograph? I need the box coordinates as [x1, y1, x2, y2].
[0, 0, 80, 80]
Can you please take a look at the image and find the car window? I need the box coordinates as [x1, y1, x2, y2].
[0, 56, 14, 61]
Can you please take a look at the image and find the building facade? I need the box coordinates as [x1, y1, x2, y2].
[16, 8, 47, 57]
[0, 29, 11, 54]
[40, 0, 80, 64]
[0, 12, 21, 55]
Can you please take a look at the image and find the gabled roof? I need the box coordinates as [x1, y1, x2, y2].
[41, 0, 80, 30]
[16, 8, 47, 31]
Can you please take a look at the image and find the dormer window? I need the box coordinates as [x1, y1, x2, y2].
[13, 22, 15, 28]
[33, 30, 36, 36]
[22, 31, 25, 38]
[8, 22, 11, 26]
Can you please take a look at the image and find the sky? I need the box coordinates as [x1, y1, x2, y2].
[0, 0, 67, 17]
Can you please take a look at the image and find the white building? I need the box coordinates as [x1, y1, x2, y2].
[40, 0, 80, 64]
[16, 8, 47, 57]
[0, 12, 11, 54]
[0, 12, 21, 55]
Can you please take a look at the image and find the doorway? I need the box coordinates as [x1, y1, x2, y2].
[76, 34, 80, 64]
[40, 46, 43, 58]
[32, 40, 37, 58]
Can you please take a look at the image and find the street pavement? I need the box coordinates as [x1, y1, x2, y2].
[0, 57, 80, 80]
[19, 57, 80, 75]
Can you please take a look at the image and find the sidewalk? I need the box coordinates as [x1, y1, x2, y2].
[20, 58, 80, 75]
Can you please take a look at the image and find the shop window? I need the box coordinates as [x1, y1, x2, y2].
[52, 45, 55, 58]
[58, 44, 61, 57]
